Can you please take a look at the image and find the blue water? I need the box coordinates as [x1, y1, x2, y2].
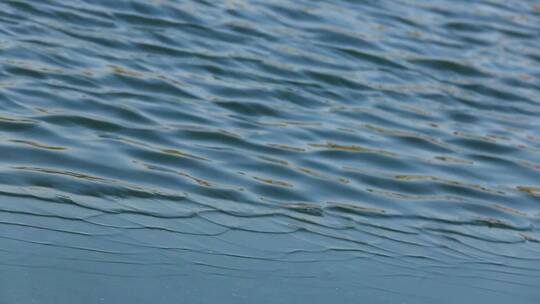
[1, 0, 540, 303]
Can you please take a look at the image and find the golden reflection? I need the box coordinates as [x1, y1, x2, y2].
[14, 166, 106, 181]
[10, 139, 66, 150]
[517, 186, 540, 197]
[363, 124, 457, 151]
[253, 176, 293, 187]
[160, 148, 208, 161]
[434, 155, 472, 164]
[327, 202, 386, 215]
[268, 143, 306, 152]
[4, 59, 64, 74]
[257, 156, 289, 166]
[108, 64, 144, 77]
[493, 204, 527, 216]
[178, 171, 213, 187]
[0, 115, 36, 123]
[309, 142, 396, 156]
[395, 174, 504, 194]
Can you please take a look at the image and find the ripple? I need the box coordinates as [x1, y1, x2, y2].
[1, 0, 540, 303]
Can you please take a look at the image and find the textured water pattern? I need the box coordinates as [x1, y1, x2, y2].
[1, 0, 540, 303]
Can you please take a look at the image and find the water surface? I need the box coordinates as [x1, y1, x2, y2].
[1, 0, 540, 303]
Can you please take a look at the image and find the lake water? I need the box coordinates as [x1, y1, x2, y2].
[1, 0, 540, 303]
